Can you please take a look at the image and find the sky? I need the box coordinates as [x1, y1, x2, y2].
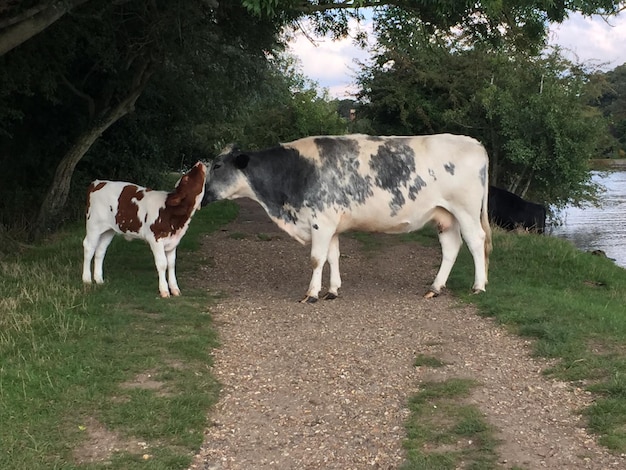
[287, 11, 626, 99]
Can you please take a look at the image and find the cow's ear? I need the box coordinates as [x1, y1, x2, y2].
[234, 153, 249, 170]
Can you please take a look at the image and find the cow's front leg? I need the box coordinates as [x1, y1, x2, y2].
[165, 248, 180, 296]
[323, 234, 341, 300]
[300, 227, 335, 303]
[148, 240, 170, 298]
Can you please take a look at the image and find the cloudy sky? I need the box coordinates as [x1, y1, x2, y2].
[288, 11, 626, 99]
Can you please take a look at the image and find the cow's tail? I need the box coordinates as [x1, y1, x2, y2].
[481, 175, 492, 283]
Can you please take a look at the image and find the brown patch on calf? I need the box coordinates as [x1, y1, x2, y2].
[86, 181, 107, 215]
[150, 163, 206, 240]
[116, 185, 145, 234]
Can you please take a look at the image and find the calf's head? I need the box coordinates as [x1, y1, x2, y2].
[168, 161, 207, 212]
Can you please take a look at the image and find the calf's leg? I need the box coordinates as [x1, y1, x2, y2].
[92, 230, 115, 284]
[165, 248, 180, 296]
[148, 240, 170, 298]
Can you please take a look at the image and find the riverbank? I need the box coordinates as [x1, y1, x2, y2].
[590, 158, 626, 170]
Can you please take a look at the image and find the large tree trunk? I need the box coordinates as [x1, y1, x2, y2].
[31, 65, 153, 238]
[0, 0, 90, 56]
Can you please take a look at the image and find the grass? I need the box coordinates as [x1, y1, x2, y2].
[0, 200, 238, 470]
[401, 378, 500, 470]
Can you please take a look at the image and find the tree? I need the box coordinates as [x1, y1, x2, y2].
[0, 0, 91, 56]
[0, 0, 285, 236]
[193, 53, 348, 152]
[592, 63, 626, 157]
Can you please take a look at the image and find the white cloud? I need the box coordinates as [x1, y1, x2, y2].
[287, 19, 374, 99]
[548, 12, 626, 70]
[289, 12, 626, 99]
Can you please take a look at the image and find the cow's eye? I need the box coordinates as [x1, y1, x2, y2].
[213, 163, 222, 170]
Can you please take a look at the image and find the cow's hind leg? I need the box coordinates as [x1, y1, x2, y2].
[427, 219, 462, 298]
[323, 234, 341, 300]
[301, 226, 335, 303]
[457, 213, 487, 294]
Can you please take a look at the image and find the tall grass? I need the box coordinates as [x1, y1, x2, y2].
[0, 200, 237, 470]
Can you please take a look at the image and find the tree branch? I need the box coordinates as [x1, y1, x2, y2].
[0, 0, 90, 56]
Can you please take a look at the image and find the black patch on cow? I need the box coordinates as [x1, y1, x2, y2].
[479, 165, 487, 187]
[241, 146, 317, 222]
[369, 140, 416, 215]
[313, 223, 319, 230]
[444, 162, 455, 175]
[234, 153, 249, 169]
[428, 168, 436, 180]
[312, 137, 373, 210]
[408, 174, 427, 201]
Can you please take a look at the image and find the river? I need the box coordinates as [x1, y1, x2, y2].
[550, 170, 626, 269]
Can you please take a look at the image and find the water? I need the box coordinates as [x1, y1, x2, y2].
[551, 171, 626, 268]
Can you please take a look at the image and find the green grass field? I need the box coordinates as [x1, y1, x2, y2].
[2, 200, 626, 469]
[0, 200, 237, 470]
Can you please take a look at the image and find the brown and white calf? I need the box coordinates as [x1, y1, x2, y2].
[82, 162, 206, 297]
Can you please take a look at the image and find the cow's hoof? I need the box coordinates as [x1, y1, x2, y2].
[171, 289, 181, 297]
[322, 292, 338, 300]
[471, 288, 485, 295]
[423, 288, 440, 299]
[159, 291, 170, 298]
[299, 295, 318, 304]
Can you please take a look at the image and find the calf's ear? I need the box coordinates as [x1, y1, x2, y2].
[234, 153, 249, 170]
[166, 194, 183, 207]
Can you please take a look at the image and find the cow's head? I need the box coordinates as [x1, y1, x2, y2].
[201, 145, 253, 206]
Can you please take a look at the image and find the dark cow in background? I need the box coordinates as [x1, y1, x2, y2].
[202, 134, 492, 302]
[488, 185, 546, 233]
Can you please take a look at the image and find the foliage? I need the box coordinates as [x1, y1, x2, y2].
[0, 0, 285, 232]
[242, 0, 626, 50]
[355, 13, 608, 208]
[591, 63, 626, 157]
[194, 53, 348, 154]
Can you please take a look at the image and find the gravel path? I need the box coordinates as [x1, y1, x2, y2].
[188, 200, 626, 469]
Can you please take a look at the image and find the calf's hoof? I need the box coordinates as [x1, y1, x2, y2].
[159, 291, 170, 298]
[299, 295, 318, 304]
[322, 292, 338, 300]
[171, 289, 181, 297]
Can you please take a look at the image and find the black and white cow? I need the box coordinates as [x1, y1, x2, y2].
[202, 134, 492, 302]
[488, 185, 546, 234]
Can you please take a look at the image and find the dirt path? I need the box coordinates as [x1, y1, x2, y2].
[188, 200, 625, 470]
